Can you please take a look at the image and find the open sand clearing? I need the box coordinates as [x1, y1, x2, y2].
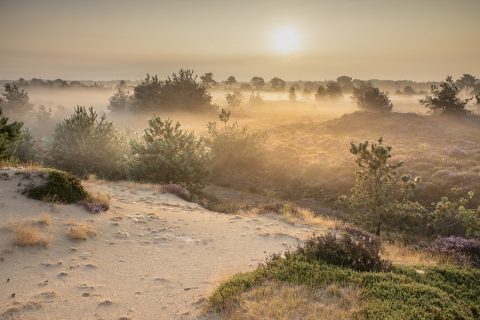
[0, 169, 323, 320]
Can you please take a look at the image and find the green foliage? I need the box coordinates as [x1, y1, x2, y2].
[200, 72, 217, 88]
[127, 116, 208, 191]
[295, 233, 387, 272]
[108, 80, 131, 112]
[0, 108, 22, 159]
[209, 255, 480, 319]
[225, 90, 242, 108]
[326, 81, 342, 97]
[225, 76, 237, 88]
[419, 76, 472, 115]
[352, 81, 393, 112]
[269, 77, 286, 90]
[250, 76, 265, 90]
[25, 169, 87, 203]
[206, 110, 267, 185]
[456, 74, 477, 94]
[337, 76, 354, 93]
[432, 188, 480, 238]
[131, 69, 215, 112]
[7, 128, 38, 162]
[345, 138, 426, 235]
[0, 83, 33, 115]
[49, 106, 127, 179]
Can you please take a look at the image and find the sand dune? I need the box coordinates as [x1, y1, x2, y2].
[0, 169, 323, 320]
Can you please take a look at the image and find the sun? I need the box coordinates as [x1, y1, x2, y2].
[272, 26, 300, 54]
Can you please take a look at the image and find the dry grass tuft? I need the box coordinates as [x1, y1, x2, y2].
[12, 225, 50, 247]
[36, 213, 52, 226]
[219, 282, 361, 320]
[65, 222, 96, 241]
[237, 204, 339, 230]
[382, 243, 442, 267]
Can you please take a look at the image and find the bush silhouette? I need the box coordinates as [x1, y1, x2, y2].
[0, 83, 33, 115]
[419, 76, 472, 115]
[129, 69, 215, 113]
[127, 116, 208, 191]
[352, 81, 393, 112]
[49, 106, 127, 179]
[0, 108, 22, 159]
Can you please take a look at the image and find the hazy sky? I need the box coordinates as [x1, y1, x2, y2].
[0, 0, 479, 81]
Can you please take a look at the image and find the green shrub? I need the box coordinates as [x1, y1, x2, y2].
[130, 69, 215, 113]
[419, 76, 473, 115]
[206, 110, 267, 186]
[6, 128, 38, 162]
[352, 81, 393, 112]
[127, 116, 208, 191]
[0, 108, 22, 159]
[49, 106, 127, 179]
[344, 137, 424, 235]
[25, 169, 87, 203]
[295, 233, 387, 272]
[431, 188, 480, 238]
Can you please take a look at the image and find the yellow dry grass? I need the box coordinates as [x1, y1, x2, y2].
[382, 243, 442, 267]
[36, 213, 52, 226]
[85, 192, 110, 209]
[65, 221, 96, 241]
[237, 205, 339, 230]
[12, 225, 50, 247]
[221, 282, 361, 320]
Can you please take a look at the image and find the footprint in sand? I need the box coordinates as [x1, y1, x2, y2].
[98, 299, 114, 307]
[34, 291, 56, 301]
[83, 263, 97, 269]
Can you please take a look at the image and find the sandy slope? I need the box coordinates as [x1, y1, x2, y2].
[0, 169, 323, 320]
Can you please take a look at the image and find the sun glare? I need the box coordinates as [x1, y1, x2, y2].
[272, 26, 300, 54]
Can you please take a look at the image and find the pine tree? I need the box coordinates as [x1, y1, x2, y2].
[127, 117, 208, 191]
[49, 106, 126, 179]
[0, 108, 22, 159]
[419, 76, 472, 115]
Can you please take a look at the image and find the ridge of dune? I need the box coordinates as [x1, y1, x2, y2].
[0, 168, 324, 320]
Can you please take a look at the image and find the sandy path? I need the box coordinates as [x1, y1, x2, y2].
[0, 170, 322, 320]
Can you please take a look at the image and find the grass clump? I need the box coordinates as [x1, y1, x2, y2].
[25, 169, 87, 203]
[65, 222, 96, 241]
[13, 225, 50, 247]
[78, 192, 110, 213]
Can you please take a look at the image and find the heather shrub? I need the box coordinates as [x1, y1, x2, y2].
[429, 236, 480, 267]
[127, 116, 208, 191]
[78, 192, 110, 213]
[162, 183, 191, 201]
[295, 233, 387, 272]
[49, 106, 127, 179]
